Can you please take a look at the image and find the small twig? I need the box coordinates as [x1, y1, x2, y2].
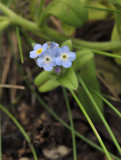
[0, 84, 25, 90]
[0, 47, 12, 97]
[50, 16, 63, 33]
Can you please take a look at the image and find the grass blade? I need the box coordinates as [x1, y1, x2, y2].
[73, 44, 121, 59]
[63, 88, 77, 160]
[91, 89, 121, 118]
[84, 4, 121, 13]
[0, 104, 38, 160]
[78, 75, 121, 155]
[70, 89, 112, 160]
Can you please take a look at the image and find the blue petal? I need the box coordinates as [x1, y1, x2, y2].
[50, 60, 57, 66]
[48, 49, 56, 57]
[55, 48, 62, 56]
[30, 51, 38, 58]
[43, 64, 53, 71]
[42, 43, 48, 50]
[37, 58, 43, 67]
[34, 44, 42, 50]
[55, 57, 62, 66]
[61, 46, 69, 52]
[62, 61, 72, 68]
[68, 52, 76, 61]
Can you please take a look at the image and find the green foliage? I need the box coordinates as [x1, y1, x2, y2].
[61, 23, 75, 36]
[111, 10, 121, 65]
[77, 50, 103, 123]
[0, 19, 10, 32]
[61, 39, 72, 50]
[34, 71, 51, 86]
[57, 67, 78, 90]
[39, 0, 88, 27]
[38, 79, 60, 92]
[73, 49, 94, 71]
[88, 2, 108, 20]
[108, 0, 121, 7]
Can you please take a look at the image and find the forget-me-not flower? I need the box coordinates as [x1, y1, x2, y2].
[55, 46, 76, 68]
[30, 43, 48, 58]
[50, 42, 59, 49]
[37, 49, 56, 71]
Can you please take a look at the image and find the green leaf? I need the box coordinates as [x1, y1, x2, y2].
[88, 2, 108, 20]
[77, 50, 103, 123]
[57, 68, 78, 90]
[73, 49, 94, 71]
[34, 71, 51, 87]
[39, 0, 88, 27]
[61, 39, 72, 51]
[38, 79, 60, 92]
[61, 23, 75, 36]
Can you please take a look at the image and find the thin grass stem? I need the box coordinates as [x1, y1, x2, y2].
[78, 75, 121, 155]
[84, 4, 121, 13]
[63, 88, 77, 160]
[0, 104, 38, 160]
[73, 44, 121, 59]
[37, 0, 45, 17]
[91, 89, 121, 118]
[70, 89, 112, 160]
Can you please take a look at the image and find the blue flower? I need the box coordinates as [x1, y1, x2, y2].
[37, 49, 56, 71]
[30, 43, 48, 58]
[50, 42, 59, 49]
[55, 46, 76, 68]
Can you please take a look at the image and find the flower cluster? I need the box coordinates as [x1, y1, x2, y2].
[29, 42, 76, 71]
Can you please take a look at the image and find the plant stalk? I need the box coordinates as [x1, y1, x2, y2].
[0, 2, 121, 51]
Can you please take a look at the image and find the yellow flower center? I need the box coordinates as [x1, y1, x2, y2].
[36, 49, 43, 54]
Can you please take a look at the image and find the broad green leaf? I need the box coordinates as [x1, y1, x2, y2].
[34, 71, 51, 87]
[38, 79, 60, 92]
[73, 49, 94, 71]
[61, 39, 72, 51]
[61, 23, 75, 36]
[57, 68, 78, 90]
[88, 2, 108, 20]
[77, 50, 103, 123]
[0, 20, 10, 32]
[39, 0, 88, 27]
